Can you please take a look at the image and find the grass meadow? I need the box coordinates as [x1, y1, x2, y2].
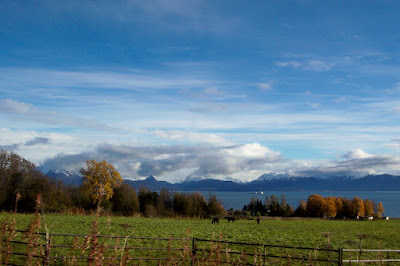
[1, 213, 399, 250]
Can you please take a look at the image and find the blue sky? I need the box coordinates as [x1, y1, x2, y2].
[1, 1, 400, 181]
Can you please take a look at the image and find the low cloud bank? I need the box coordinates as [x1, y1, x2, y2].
[40, 143, 281, 181]
[39, 143, 400, 182]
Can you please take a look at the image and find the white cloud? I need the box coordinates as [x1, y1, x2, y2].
[0, 128, 79, 164]
[304, 60, 334, 71]
[0, 68, 214, 92]
[386, 82, 400, 94]
[296, 149, 400, 178]
[342, 148, 371, 159]
[129, 162, 141, 172]
[151, 130, 232, 146]
[223, 143, 278, 159]
[204, 87, 223, 95]
[276, 59, 334, 72]
[307, 102, 320, 109]
[276, 61, 302, 68]
[258, 82, 273, 91]
[0, 99, 117, 133]
[0, 99, 33, 114]
[333, 96, 347, 103]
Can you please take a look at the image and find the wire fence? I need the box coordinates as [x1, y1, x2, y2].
[342, 249, 400, 264]
[1, 229, 400, 265]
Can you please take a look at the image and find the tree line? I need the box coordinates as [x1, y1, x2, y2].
[298, 194, 385, 219]
[243, 194, 385, 218]
[0, 150, 225, 218]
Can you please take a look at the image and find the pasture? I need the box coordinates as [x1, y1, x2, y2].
[1, 213, 399, 250]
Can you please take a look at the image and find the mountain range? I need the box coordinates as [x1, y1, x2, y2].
[45, 169, 83, 185]
[45, 170, 400, 191]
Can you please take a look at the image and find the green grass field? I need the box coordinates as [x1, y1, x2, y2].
[2, 213, 400, 265]
[1, 213, 399, 249]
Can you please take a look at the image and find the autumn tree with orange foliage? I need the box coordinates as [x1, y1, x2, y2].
[352, 196, 365, 217]
[323, 197, 338, 218]
[306, 194, 326, 217]
[340, 197, 353, 218]
[376, 202, 385, 218]
[363, 199, 374, 217]
[80, 160, 123, 214]
[334, 197, 344, 217]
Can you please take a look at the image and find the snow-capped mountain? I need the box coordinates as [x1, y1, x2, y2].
[52, 169, 76, 176]
[223, 176, 246, 183]
[255, 173, 292, 181]
[183, 176, 206, 182]
[46, 169, 82, 185]
[184, 175, 244, 183]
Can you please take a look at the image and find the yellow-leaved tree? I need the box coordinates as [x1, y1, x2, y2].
[80, 160, 123, 214]
[376, 202, 385, 218]
[352, 196, 365, 218]
[323, 197, 338, 218]
[363, 199, 374, 217]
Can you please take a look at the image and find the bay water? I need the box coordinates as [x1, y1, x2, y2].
[196, 191, 400, 218]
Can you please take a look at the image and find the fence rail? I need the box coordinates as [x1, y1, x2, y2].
[2, 230, 400, 265]
[342, 248, 400, 264]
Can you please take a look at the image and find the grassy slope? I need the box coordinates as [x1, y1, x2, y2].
[1, 213, 399, 249]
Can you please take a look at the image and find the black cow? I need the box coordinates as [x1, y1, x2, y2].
[225, 217, 235, 222]
[212, 217, 219, 224]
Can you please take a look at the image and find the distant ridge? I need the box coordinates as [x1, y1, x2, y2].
[125, 174, 400, 192]
[46, 169, 82, 185]
[124, 175, 175, 191]
[44, 170, 400, 191]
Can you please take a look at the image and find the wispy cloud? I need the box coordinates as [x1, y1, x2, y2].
[0, 137, 49, 152]
[276, 59, 334, 71]
[41, 0, 241, 35]
[276, 61, 302, 68]
[0, 68, 216, 92]
[151, 129, 232, 146]
[258, 82, 273, 91]
[25, 137, 50, 146]
[0, 99, 117, 132]
[386, 82, 400, 94]
[0, 99, 32, 113]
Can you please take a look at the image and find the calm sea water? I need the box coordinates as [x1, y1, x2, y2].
[194, 191, 400, 218]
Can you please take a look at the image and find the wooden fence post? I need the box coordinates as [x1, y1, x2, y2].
[44, 232, 51, 266]
[337, 248, 343, 266]
[122, 237, 129, 264]
[387, 251, 389, 266]
[191, 238, 197, 266]
[263, 244, 266, 266]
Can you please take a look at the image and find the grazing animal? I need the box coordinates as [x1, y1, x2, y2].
[225, 217, 235, 222]
[212, 217, 219, 224]
[257, 217, 260, 224]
